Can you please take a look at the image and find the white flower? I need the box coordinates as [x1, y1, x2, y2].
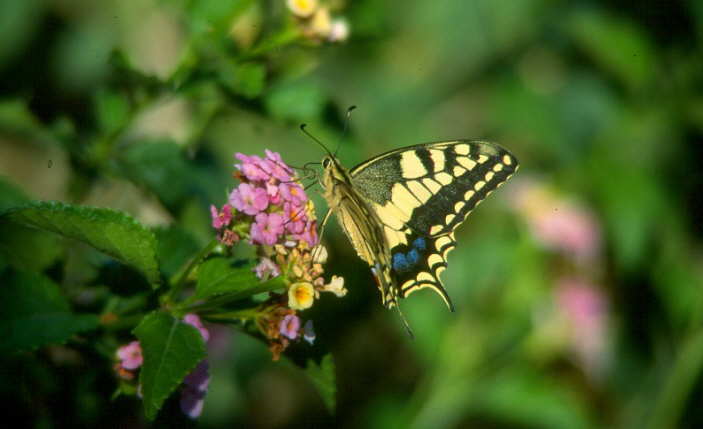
[320, 275, 346, 297]
[328, 18, 349, 42]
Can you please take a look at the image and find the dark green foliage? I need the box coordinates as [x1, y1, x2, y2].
[305, 354, 336, 414]
[134, 312, 206, 420]
[0, 271, 99, 352]
[4, 201, 161, 286]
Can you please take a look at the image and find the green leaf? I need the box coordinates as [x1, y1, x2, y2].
[0, 271, 99, 353]
[0, 0, 44, 67]
[0, 176, 30, 213]
[134, 312, 207, 420]
[155, 226, 200, 279]
[305, 354, 336, 414]
[568, 9, 656, 91]
[0, 175, 52, 274]
[94, 88, 131, 135]
[186, 0, 253, 36]
[0, 99, 53, 142]
[0, 221, 61, 272]
[196, 257, 270, 299]
[3, 201, 160, 285]
[218, 61, 266, 99]
[265, 79, 326, 122]
[117, 140, 200, 210]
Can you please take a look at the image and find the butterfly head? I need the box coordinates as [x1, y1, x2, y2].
[319, 155, 351, 190]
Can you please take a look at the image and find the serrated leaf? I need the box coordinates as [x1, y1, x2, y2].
[306, 354, 336, 413]
[195, 257, 285, 300]
[134, 312, 206, 420]
[0, 271, 99, 353]
[3, 201, 160, 285]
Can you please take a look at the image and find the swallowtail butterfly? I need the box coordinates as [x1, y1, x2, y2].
[314, 136, 519, 334]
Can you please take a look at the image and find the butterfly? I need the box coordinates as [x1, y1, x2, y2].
[311, 134, 519, 334]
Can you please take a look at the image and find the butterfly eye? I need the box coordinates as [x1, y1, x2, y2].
[322, 158, 332, 168]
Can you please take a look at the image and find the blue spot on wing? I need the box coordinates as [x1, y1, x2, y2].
[393, 253, 409, 271]
[413, 237, 426, 251]
[407, 249, 419, 265]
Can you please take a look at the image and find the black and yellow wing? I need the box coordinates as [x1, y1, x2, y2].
[349, 140, 519, 310]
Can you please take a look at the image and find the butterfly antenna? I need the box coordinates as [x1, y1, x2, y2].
[300, 124, 334, 158]
[334, 105, 356, 157]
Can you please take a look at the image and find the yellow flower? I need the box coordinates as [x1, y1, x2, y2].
[309, 7, 332, 38]
[287, 0, 318, 18]
[289, 282, 315, 310]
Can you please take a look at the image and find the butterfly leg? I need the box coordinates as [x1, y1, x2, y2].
[311, 209, 333, 262]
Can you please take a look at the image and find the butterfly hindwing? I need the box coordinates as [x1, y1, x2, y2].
[349, 140, 518, 308]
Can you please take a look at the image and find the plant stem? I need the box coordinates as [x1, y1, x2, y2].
[168, 238, 219, 302]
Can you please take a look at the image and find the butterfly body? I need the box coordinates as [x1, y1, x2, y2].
[319, 140, 519, 315]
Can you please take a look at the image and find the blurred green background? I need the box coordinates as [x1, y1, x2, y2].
[2, 0, 703, 427]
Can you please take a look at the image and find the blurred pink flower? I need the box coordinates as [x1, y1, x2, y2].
[251, 212, 285, 245]
[279, 182, 307, 206]
[264, 149, 293, 182]
[556, 277, 609, 375]
[210, 204, 232, 229]
[117, 341, 143, 370]
[255, 257, 280, 280]
[280, 314, 301, 339]
[294, 220, 318, 247]
[229, 183, 269, 215]
[284, 202, 307, 234]
[511, 179, 600, 261]
[266, 183, 282, 205]
[183, 313, 210, 342]
[234, 153, 270, 181]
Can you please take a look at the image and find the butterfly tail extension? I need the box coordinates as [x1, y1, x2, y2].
[393, 301, 415, 339]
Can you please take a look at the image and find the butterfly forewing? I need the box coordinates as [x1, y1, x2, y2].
[348, 140, 519, 308]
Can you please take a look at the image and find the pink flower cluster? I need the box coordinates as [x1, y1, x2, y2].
[510, 178, 601, 262]
[210, 150, 318, 248]
[556, 277, 609, 376]
[279, 314, 316, 344]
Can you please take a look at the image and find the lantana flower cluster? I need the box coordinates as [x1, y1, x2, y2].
[286, 0, 350, 43]
[210, 150, 346, 360]
[114, 314, 211, 419]
[509, 177, 610, 378]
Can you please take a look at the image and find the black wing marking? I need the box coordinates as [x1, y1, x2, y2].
[350, 140, 519, 307]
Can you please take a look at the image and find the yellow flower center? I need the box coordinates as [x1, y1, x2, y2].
[288, 282, 315, 310]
